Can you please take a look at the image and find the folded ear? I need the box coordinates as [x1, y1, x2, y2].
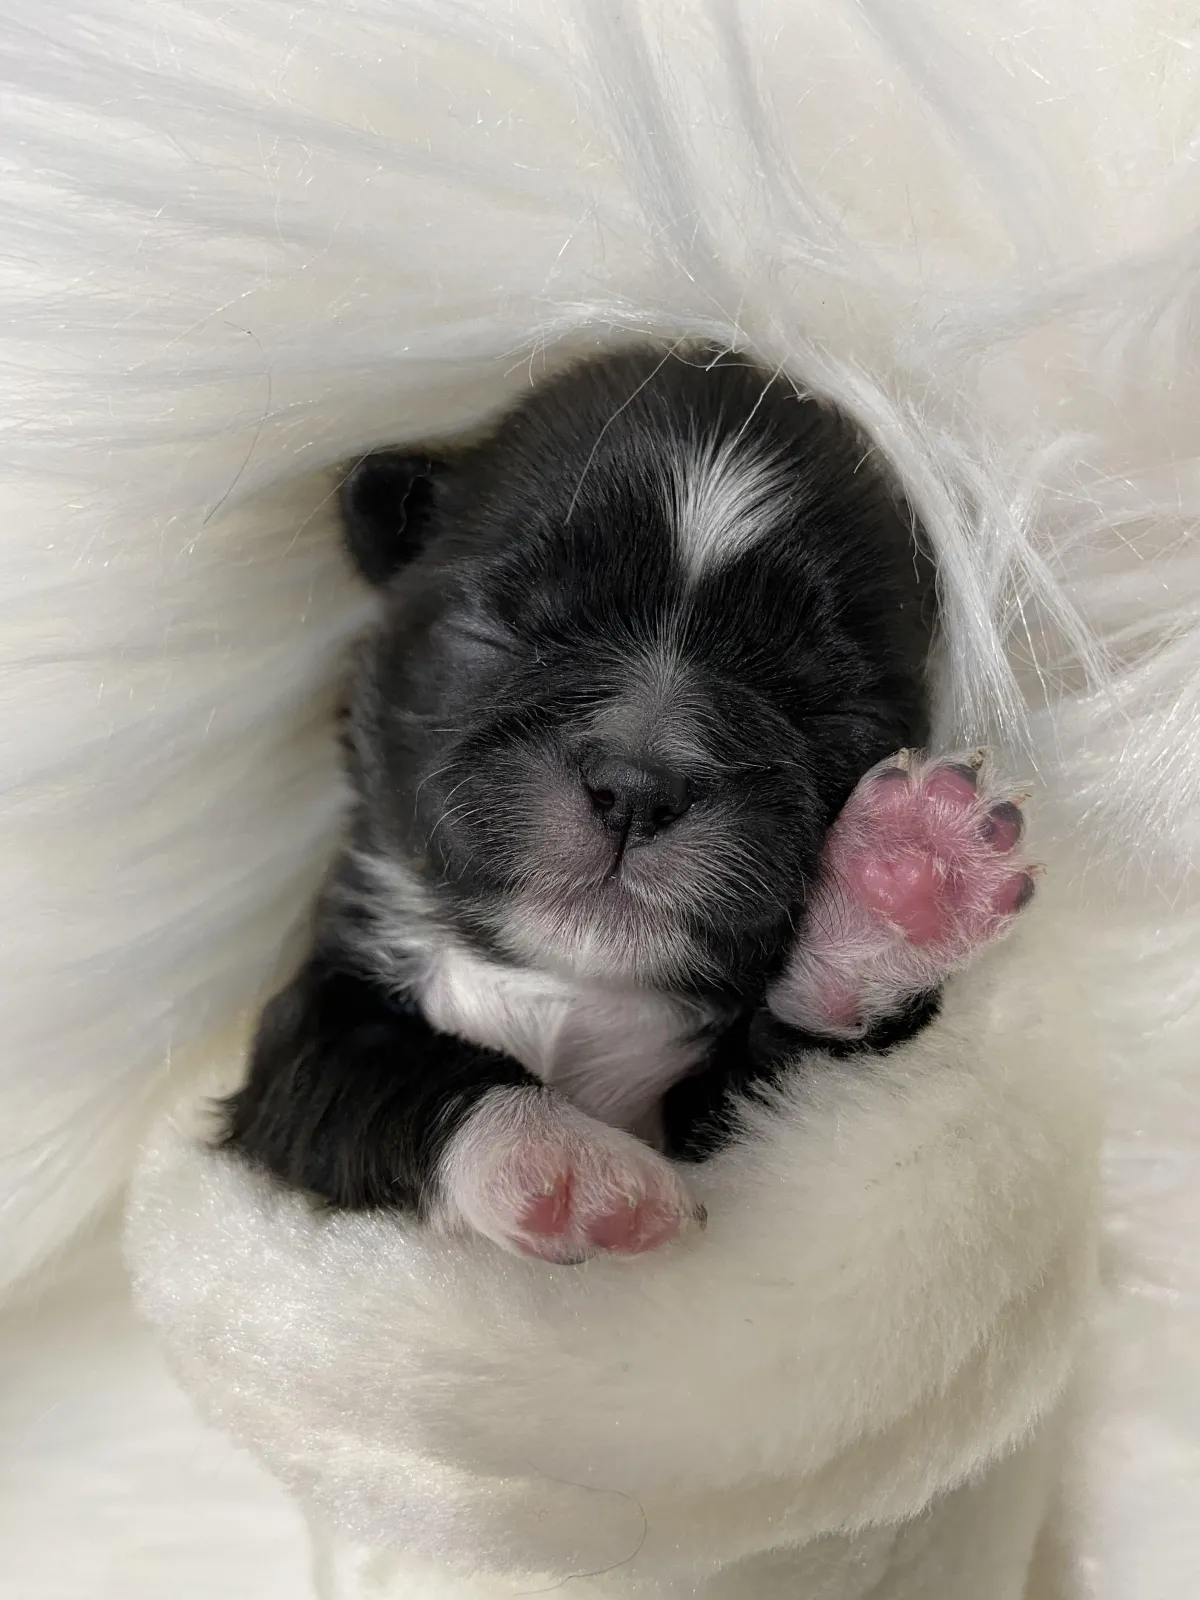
[338, 450, 446, 586]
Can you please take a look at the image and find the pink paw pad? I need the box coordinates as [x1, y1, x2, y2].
[769, 751, 1038, 1037]
[443, 1090, 703, 1263]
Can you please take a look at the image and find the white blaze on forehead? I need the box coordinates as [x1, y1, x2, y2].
[670, 434, 792, 581]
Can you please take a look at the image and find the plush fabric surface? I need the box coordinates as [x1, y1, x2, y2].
[2, 0, 1200, 1594]
[0, 1218, 311, 1600]
[127, 913, 1098, 1596]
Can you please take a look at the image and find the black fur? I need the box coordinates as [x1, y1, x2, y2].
[660, 990, 943, 1162]
[221, 952, 539, 1210]
[338, 452, 440, 585]
[221, 346, 938, 1213]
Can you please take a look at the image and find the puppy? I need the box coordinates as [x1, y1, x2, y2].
[221, 346, 1034, 1261]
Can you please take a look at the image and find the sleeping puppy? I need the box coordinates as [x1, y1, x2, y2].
[220, 346, 1034, 1262]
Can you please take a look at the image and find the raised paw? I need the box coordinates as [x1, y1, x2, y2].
[437, 1087, 703, 1262]
[768, 750, 1038, 1038]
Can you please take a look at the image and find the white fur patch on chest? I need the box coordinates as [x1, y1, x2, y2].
[417, 941, 712, 1132]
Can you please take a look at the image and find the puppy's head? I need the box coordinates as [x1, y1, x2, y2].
[340, 347, 935, 993]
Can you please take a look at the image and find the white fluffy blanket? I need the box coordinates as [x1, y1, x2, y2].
[3, 1, 1200, 1595]
[128, 904, 1099, 1596]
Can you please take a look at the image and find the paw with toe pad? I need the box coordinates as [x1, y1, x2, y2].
[440, 1088, 703, 1262]
[769, 751, 1038, 1039]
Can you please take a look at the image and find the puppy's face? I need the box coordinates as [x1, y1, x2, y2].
[343, 349, 935, 992]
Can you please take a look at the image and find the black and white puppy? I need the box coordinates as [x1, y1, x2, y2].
[221, 346, 1034, 1261]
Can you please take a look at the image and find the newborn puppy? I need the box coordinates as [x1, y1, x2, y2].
[221, 346, 1034, 1261]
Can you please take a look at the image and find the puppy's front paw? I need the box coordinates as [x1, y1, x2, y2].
[438, 1088, 703, 1262]
[769, 751, 1038, 1037]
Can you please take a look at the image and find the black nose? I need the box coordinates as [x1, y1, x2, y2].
[583, 755, 693, 842]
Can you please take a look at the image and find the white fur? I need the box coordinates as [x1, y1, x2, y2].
[127, 905, 1098, 1594]
[347, 853, 712, 1126]
[420, 940, 708, 1129]
[1, 0, 1199, 1594]
[497, 890, 709, 989]
[671, 435, 792, 580]
[437, 1085, 699, 1258]
[0, 1215, 312, 1600]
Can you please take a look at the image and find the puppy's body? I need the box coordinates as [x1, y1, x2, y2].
[141, 350, 1074, 1599]
[222, 347, 1032, 1259]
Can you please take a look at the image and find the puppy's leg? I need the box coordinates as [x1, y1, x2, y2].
[661, 752, 1037, 1160]
[439, 1086, 702, 1261]
[220, 957, 699, 1261]
[768, 751, 1037, 1038]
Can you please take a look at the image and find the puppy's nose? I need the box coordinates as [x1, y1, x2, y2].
[583, 756, 693, 842]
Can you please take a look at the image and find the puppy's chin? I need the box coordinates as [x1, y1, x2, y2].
[484, 776, 794, 989]
[490, 887, 712, 990]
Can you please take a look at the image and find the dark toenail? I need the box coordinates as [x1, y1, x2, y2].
[946, 762, 980, 789]
[982, 800, 1024, 842]
[1013, 873, 1036, 911]
[693, 1204, 709, 1232]
[874, 767, 909, 785]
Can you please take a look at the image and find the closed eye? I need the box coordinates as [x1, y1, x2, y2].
[441, 620, 523, 661]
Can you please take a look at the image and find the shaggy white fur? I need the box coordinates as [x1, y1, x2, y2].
[2, 0, 1200, 1595]
[129, 905, 1100, 1596]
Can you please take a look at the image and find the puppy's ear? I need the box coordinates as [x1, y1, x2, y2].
[338, 450, 445, 586]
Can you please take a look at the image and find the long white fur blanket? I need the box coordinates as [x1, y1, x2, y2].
[2, 3, 1199, 1596]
